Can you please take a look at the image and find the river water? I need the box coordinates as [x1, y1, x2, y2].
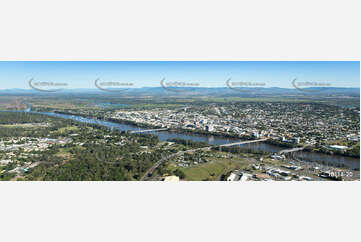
[2, 104, 360, 169]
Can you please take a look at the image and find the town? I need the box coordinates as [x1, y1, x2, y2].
[111, 102, 360, 155]
[0, 92, 359, 181]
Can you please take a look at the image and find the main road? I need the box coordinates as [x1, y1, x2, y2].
[140, 138, 269, 181]
[140, 146, 211, 181]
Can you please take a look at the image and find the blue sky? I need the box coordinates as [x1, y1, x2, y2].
[0, 61, 359, 89]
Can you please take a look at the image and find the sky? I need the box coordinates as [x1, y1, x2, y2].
[0, 61, 359, 89]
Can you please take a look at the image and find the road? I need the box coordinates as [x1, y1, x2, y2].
[141, 138, 270, 180]
[140, 146, 211, 181]
[141, 138, 270, 181]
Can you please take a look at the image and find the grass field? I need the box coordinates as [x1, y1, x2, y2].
[168, 155, 252, 181]
[56, 126, 79, 133]
[0, 123, 49, 128]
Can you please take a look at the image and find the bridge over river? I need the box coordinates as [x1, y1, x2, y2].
[219, 138, 269, 147]
[130, 128, 169, 134]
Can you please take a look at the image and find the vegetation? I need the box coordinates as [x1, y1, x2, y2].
[167, 156, 248, 181]
[0, 112, 166, 181]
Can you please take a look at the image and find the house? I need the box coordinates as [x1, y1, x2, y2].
[300, 176, 312, 181]
[0, 160, 12, 165]
[270, 154, 284, 160]
[252, 131, 260, 138]
[280, 176, 292, 181]
[292, 137, 300, 144]
[206, 125, 214, 132]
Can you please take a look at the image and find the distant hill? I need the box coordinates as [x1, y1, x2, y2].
[0, 87, 359, 97]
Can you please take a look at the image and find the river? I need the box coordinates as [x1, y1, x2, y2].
[2, 103, 360, 169]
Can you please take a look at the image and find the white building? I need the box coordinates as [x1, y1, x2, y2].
[239, 173, 252, 181]
[206, 125, 214, 132]
[227, 172, 238, 181]
[328, 145, 348, 150]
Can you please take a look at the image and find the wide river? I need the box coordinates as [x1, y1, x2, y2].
[2, 104, 360, 169]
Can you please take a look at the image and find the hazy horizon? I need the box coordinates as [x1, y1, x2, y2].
[0, 61, 359, 90]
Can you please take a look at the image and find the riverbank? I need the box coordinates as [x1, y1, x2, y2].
[4, 106, 358, 169]
[36, 109, 360, 159]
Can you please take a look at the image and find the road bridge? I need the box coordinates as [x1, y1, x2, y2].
[219, 138, 269, 147]
[130, 128, 168, 134]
